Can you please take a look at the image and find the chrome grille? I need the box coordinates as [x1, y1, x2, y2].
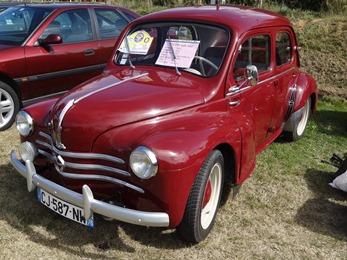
[35, 131, 144, 193]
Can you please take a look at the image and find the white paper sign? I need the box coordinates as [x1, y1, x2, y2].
[155, 39, 200, 68]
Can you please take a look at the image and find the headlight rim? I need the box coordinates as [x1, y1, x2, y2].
[16, 111, 34, 137]
[130, 146, 158, 180]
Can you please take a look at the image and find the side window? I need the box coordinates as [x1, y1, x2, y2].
[233, 34, 270, 80]
[95, 9, 128, 39]
[276, 32, 292, 66]
[41, 9, 92, 43]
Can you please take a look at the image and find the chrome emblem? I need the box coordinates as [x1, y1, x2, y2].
[53, 154, 65, 173]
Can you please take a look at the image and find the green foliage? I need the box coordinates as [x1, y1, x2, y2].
[153, 0, 175, 6]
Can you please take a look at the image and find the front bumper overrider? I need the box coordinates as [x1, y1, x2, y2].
[10, 150, 170, 227]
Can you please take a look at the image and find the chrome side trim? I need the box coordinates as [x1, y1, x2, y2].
[258, 67, 295, 85]
[10, 151, 168, 227]
[227, 67, 296, 96]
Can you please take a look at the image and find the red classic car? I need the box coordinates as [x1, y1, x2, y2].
[10, 5, 318, 243]
[0, 3, 139, 131]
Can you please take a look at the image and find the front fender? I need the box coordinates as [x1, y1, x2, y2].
[92, 103, 242, 227]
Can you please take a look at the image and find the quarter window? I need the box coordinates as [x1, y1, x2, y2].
[95, 9, 128, 39]
[234, 35, 270, 80]
[276, 32, 292, 66]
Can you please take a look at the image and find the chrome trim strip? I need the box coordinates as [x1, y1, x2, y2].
[58, 171, 144, 193]
[227, 67, 296, 97]
[37, 132, 125, 164]
[10, 151, 169, 227]
[64, 161, 130, 177]
[74, 73, 149, 104]
[258, 67, 295, 85]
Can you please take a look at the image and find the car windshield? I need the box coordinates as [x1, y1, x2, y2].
[114, 22, 230, 77]
[0, 6, 52, 46]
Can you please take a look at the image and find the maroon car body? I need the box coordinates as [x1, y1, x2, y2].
[10, 5, 318, 243]
[0, 3, 139, 131]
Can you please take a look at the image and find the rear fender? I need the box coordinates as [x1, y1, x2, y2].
[283, 72, 318, 131]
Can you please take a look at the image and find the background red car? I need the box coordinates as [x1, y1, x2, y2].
[0, 3, 139, 131]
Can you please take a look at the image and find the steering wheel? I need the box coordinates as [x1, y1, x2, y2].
[193, 56, 219, 76]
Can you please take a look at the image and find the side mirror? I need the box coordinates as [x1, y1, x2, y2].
[244, 65, 258, 86]
[228, 65, 259, 95]
[38, 34, 63, 46]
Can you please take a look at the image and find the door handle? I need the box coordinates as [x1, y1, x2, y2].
[229, 100, 240, 106]
[84, 49, 95, 56]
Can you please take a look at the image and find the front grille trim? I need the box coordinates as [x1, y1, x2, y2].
[35, 131, 144, 193]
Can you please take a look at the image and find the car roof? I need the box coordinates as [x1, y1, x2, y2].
[136, 5, 292, 32]
[6, 3, 132, 10]
[0, 2, 29, 6]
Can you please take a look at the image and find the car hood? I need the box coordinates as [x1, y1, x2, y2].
[50, 68, 205, 151]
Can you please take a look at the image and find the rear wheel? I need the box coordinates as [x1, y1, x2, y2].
[178, 150, 224, 243]
[284, 98, 311, 141]
[0, 82, 19, 131]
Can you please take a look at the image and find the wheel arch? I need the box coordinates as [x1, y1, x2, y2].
[214, 143, 237, 186]
[293, 72, 318, 113]
[0, 73, 23, 107]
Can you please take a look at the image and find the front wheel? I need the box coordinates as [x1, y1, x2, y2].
[284, 98, 311, 141]
[0, 82, 20, 131]
[178, 150, 224, 243]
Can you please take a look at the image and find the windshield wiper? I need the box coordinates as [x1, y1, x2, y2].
[167, 36, 181, 76]
[125, 35, 135, 69]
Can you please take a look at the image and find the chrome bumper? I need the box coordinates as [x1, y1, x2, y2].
[10, 150, 170, 227]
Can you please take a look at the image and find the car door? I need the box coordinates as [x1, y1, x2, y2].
[22, 8, 101, 103]
[226, 32, 276, 181]
[269, 29, 299, 130]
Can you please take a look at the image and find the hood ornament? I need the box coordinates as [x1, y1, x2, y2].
[53, 99, 75, 150]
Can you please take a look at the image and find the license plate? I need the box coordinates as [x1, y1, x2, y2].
[37, 187, 94, 228]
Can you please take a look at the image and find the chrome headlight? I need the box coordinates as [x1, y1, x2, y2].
[18, 142, 38, 162]
[16, 111, 34, 137]
[130, 146, 158, 179]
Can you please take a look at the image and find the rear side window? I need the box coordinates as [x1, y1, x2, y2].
[234, 34, 271, 80]
[95, 9, 128, 39]
[276, 32, 292, 66]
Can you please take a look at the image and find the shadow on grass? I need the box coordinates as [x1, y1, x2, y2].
[295, 168, 347, 241]
[310, 110, 347, 137]
[0, 163, 190, 258]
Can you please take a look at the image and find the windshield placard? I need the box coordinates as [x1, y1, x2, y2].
[155, 39, 200, 68]
[118, 30, 153, 55]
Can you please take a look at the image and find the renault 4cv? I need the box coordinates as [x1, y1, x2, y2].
[10, 5, 318, 243]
